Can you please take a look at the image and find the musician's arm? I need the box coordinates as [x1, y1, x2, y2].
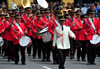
[24, 24, 27, 34]
[31, 26, 37, 33]
[83, 21, 88, 35]
[48, 22, 54, 35]
[11, 26, 18, 40]
[3, 22, 10, 32]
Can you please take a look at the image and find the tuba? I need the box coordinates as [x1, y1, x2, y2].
[21, 0, 30, 8]
[37, 0, 48, 8]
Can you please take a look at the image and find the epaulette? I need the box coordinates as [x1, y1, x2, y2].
[34, 19, 37, 20]
[66, 25, 69, 27]
[95, 17, 99, 19]
[29, 14, 32, 17]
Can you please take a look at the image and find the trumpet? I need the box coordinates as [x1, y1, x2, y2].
[36, 29, 40, 38]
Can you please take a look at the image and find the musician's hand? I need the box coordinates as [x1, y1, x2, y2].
[35, 31, 38, 34]
[29, 26, 31, 29]
[79, 27, 83, 30]
[25, 31, 27, 34]
[41, 26, 44, 29]
[73, 37, 76, 40]
[52, 46, 55, 50]
[15, 37, 18, 40]
[1, 29, 5, 33]
[85, 33, 88, 36]
[71, 24, 75, 27]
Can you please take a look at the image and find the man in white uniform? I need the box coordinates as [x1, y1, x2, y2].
[53, 15, 76, 69]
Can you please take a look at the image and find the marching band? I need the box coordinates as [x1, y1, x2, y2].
[0, 2, 100, 69]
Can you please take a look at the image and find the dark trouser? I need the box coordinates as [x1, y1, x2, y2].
[53, 46, 58, 62]
[33, 38, 42, 57]
[8, 41, 13, 59]
[77, 41, 86, 59]
[58, 49, 67, 69]
[87, 40, 96, 63]
[14, 44, 25, 63]
[2, 39, 8, 56]
[96, 45, 100, 56]
[27, 36, 33, 54]
[70, 38, 76, 57]
[42, 41, 52, 59]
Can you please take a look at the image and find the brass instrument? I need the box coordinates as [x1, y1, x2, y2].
[36, 29, 40, 38]
[21, 0, 30, 8]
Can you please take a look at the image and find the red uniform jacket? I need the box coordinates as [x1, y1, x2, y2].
[73, 21, 85, 41]
[11, 23, 27, 45]
[48, 19, 58, 40]
[64, 18, 77, 38]
[20, 14, 29, 24]
[40, 17, 51, 28]
[83, 18, 97, 40]
[31, 19, 42, 39]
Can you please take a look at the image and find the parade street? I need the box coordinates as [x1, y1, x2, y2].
[0, 53, 100, 69]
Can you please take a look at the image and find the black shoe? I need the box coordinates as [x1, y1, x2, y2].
[77, 58, 80, 61]
[42, 58, 46, 62]
[15, 62, 18, 64]
[38, 56, 41, 59]
[28, 54, 31, 56]
[22, 62, 26, 65]
[82, 59, 86, 61]
[33, 56, 36, 59]
[12, 58, 15, 61]
[8, 59, 12, 62]
[87, 62, 90, 65]
[53, 61, 57, 64]
[70, 56, 74, 59]
[91, 62, 96, 65]
[47, 59, 51, 61]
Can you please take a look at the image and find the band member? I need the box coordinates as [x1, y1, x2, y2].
[96, 10, 100, 57]
[3, 14, 14, 62]
[73, 15, 86, 61]
[41, 9, 52, 61]
[9, 13, 16, 61]
[20, 7, 31, 23]
[20, 7, 31, 56]
[32, 13, 42, 59]
[11, 14, 27, 65]
[0, 12, 8, 58]
[25, 10, 37, 56]
[83, 10, 97, 65]
[64, 13, 70, 57]
[53, 15, 76, 69]
[65, 11, 76, 59]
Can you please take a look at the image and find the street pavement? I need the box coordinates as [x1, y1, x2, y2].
[0, 52, 100, 69]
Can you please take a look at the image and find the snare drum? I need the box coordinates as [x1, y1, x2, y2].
[19, 36, 32, 47]
[90, 34, 100, 46]
[39, 27, 51, 42]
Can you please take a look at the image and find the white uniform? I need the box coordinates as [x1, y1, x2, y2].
[53, 25, 75, 49]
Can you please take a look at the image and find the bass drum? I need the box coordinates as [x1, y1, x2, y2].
[19, 36, 32, 47]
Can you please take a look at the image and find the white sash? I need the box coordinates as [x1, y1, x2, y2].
[89, 18, 95, 30]
[54, 20, 60, 27]
[15, 23, 24, 34]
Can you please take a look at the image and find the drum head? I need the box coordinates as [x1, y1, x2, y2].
[19, 36, 30, 47]
[39, 27, 48, 34]
[90, 35, 100, 44]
